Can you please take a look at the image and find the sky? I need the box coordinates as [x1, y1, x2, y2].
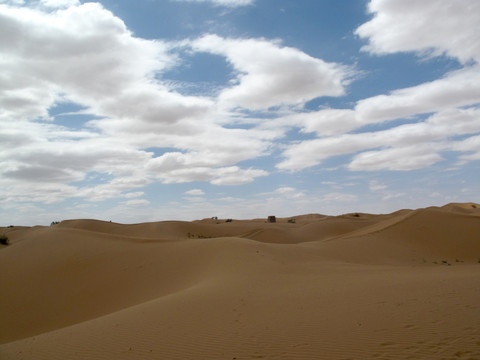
[1, 0, 479, 225]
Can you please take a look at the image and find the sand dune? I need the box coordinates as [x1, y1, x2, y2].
[1, 203, 480, 359]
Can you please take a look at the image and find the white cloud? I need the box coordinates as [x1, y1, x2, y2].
[0, 1, 278, 208]
[277, 0, 480, 173]
[210, 167, 268, 185]
[275, 186, 296, 194]
[280, 109, 358, 137]
[369, 180, 387, 192]
[184, 189, 205, 196]
[356, 0, 480, 64]
[146, 150, 269, 185]
[322, 192, 358, 203]
[39, 0, 80, 8]
[76, 175, 152, 202]
[190, 34, 353, 110]
[0, 2, 215, 133]
[349, 145, 444, 171]
[219, 196, 242, 202]
[2, 0, 479, 225]
[277, 106, 480, 171]
[0, 181, 79, 204]
[382, 192, 406, 201]
[183, 196, 206, 203]
[124, 192, 145, 199]
[277, 134, 369, 171]
[274, 186, 305, 199]
[355, 66, 480, 125]
[0, 2, 193, 131]
[452, 135, 480, 163]
[123, 199, 150, 206]
[0, 0, 360, 210]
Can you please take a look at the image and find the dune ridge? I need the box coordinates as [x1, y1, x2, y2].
[1, 203, 480, 359]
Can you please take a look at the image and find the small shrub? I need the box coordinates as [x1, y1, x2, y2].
[472, 204, 477, 208]
[288, 219, 296, 224]
[50, 221, 60, 226]
[0, 234, 9, 246]
[226, 219, 233, 223]
[198, 234, 213, 239]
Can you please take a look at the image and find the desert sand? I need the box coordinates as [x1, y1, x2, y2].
[1, 203, 480, 359]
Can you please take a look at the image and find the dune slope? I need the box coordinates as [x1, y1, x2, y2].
[1, 203, 479, 359]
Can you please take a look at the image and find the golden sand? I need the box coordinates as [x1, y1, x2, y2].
[1, 203, 479, 359]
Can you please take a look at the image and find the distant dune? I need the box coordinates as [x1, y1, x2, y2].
[1, 203, 480, 359]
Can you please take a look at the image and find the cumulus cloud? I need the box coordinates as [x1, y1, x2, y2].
[369, 180, 387, 192]
[356, 0, 480, 63]
[190, 34, 353, 110]
[278, 106, 480, 171]
[124, 192, 145, 199]
[0, 1, 277, 207]
[0, 5, 276, 190]
[0, 1, 208, 140]
[279, 108, 358, 136]
[2, 0, 479, 222]
[452, 135, 480, 163]
[0, 3, 176, 112]
[274, 186, 305, 199]
[321, 193, 358, 203]
[278, 0, 480, 172]
[210, 167, 268, 185]
[123, 199, 150, 206]
[349, 145, 444, 171]
[39, 0, 80, 8]
[184, 189, 205, 196]
[354, 66, 480, 125]
[146, 149, 269, 185]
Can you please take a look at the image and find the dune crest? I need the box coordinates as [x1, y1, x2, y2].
[1, 203, 479, 359]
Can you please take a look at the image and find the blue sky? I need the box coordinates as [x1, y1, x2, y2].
[1, 0, 479, 225]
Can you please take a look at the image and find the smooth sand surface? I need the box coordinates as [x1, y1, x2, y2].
[1, 203, 480, 359]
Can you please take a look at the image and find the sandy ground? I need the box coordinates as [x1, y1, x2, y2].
[1, 203, 480, 359]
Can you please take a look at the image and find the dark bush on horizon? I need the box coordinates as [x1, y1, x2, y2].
[0, 234, 9, 245]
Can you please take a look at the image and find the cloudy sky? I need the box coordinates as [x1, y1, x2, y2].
[1, 0, 479, 225]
